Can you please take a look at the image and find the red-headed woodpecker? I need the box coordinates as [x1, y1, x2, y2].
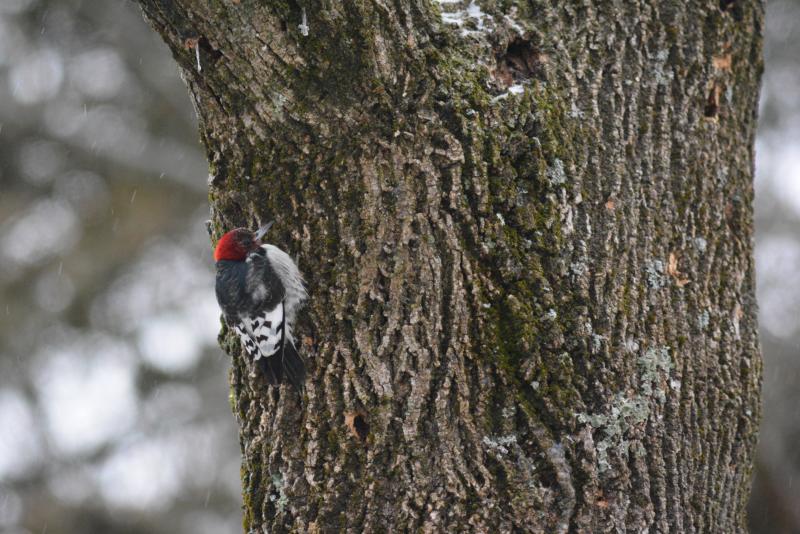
[214, 222, 307, 392]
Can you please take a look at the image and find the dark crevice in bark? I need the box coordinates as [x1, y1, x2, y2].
[719, 0, 744, 22]
[705, 84, 721, 118]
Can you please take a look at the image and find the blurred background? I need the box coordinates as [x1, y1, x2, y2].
[0, 0, 796, 533]
[0, 1, 241, 532]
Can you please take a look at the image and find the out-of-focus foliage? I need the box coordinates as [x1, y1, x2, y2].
[748, 1, 800, 532]
[0, 0, 797, 532]
[0, 1, 241, 533]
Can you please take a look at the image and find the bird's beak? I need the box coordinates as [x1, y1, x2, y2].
[254, 221, 273, 242]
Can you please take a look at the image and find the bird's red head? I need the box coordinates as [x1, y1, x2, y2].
[214, 228, 257, 262]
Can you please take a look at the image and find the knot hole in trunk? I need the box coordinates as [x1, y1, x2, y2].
[345, 411, 369, 442]
[494, 37, 544, 88]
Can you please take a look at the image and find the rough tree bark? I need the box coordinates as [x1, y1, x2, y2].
[139, 1, 763, 531]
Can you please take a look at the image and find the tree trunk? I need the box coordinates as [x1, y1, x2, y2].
[138, 1, 763, 531]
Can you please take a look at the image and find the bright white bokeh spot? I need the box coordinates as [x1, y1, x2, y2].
[35, 337, 138, 456]
[0, 198, 80, 268]
[0, 389, 42, 479]
[10, 48, 64, 104]
[195, 292, 225, 344]
[96, 437, 181, 511]
[757, 135, 800, 217]
[70, 48, 126, 99]
[138, 314, 202, 374]
[756, 234, 800, 338]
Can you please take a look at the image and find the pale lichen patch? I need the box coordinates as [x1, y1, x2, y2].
[577, 346, 673, 472]
[482, 434, 518, 455]
[577, 394, 650, 472]
[697, 310, 710, 329]
[591, 334, 605, 353]
[694, 236, 708, 253]
[638, 346, 672, 402]
[270, 472, 289, 514]
[653, 49, 674, 85]
[546, 158, 566, 185]
[645, 259, 665, 289]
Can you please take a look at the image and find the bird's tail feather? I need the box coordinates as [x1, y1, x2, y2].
[257, 354, 283, 385]
[255, 341, 305, 394]
[282, 340, 306, 395]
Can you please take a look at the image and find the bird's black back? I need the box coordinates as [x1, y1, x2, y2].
[215, 248, 285, 324]
[215, 260, 249, 324]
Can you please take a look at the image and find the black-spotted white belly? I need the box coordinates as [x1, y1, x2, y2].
[235, 301, 284, 360]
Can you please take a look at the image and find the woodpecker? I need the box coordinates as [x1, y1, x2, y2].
[214, 222, 307, 392]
